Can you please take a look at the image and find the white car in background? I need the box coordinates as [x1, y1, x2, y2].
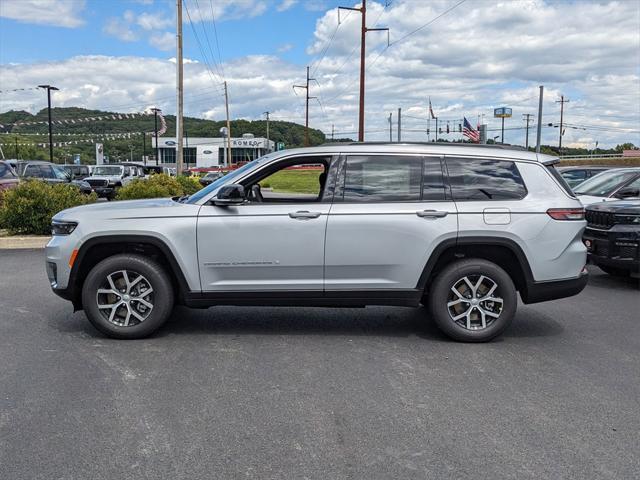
[574, 168, 640, 205]
[83, 165, 135, 200]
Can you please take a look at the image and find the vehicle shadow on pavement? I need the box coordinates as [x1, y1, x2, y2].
[154, 305, 453, 342]
[587, 269, 640, 290]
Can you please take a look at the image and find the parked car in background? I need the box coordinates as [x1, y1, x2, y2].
[0, 160, 20, 192]
[117, 163, 146, 179]
[84, 164, 134, 200]
[61, 164, 91, 180]
[46, 143, 588, 341]
[574, 168, 640, 205]
[199, 171, 224, 186]
[558, 165, 611, 189]
[16, 160, 92, 194]
[583, 200, 640, 278]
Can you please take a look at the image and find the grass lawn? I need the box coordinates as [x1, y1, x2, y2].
[559, 157, 640, 166]
[260, 169, 323, 194]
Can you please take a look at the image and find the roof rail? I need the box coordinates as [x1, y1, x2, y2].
[319, 141, 527, 151]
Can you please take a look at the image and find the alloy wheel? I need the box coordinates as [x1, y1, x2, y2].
[447, 275, 504, 330]
[96, 270, 154, 327]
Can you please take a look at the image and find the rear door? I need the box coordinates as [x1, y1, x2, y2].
[324, 154, 458, 291]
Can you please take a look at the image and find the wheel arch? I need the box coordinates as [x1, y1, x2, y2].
[68, 235, 190, 310]
[418, 236, 535, 301]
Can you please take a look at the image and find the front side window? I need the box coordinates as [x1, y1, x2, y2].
[446, 158, 527, 201]
[342, 155, 422, 202]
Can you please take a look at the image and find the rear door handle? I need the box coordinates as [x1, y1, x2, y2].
[289, 210, 322, 219]
[416, 210, 448, 218]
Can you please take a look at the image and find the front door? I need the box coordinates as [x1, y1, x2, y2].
[324, 154, 458, 291]
[197, 155, 335, 292]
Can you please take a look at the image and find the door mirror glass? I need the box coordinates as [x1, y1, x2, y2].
[214, 184, 245, 206]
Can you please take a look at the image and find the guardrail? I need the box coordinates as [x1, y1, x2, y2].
[560, 153, 625, 160]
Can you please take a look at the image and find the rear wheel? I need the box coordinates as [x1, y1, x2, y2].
[81, 254, 174, 339]
[427, 258, 517, 342]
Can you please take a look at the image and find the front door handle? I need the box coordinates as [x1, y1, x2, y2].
[416, 210, 448, 218]
[289, 210, 322, 219]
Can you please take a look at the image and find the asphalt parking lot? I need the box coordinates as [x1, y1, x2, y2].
[1, 249, 639, 479]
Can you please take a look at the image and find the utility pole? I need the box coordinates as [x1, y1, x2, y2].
[142, 131, 146, 164]
[338, 1, 388, 142]
[38, 84, 59, 162]
[536, 85, 544, 153]
[331, 124, 335, 141]
[293, 66, 316, 147]
[176, 0, 184, 175]
[556, 95, 569, 155]
[151, 108, 161, 165]
[14, 137, 18, 159]
[388, 112, 392, 142]
[397, 107, 401, 142]
[435, 117, 438, 142]
[522, 113, 533, 150]
[224, 81, 232, 166]
[263, 111, 270, 149]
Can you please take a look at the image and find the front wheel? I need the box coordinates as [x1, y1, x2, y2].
[427, 258, 517, 342]
[81, 254, 175, 339]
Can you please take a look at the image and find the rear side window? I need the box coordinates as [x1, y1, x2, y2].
[343, 155, 422, 202]
[445, 158, 527, 201]
[547, 164, 576, 197]
[0, 163, 16, 179]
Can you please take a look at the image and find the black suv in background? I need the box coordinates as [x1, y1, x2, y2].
[16, 161, 92, 194]
[583, 200, 640, 277]
[61, 164, 91, 180]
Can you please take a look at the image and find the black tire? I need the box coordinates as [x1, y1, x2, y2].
[427, 258, 517, 342]
[81, 254, 175, 339]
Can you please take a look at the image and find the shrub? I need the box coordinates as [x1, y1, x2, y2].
[115, 174, 184, 200]
[0, 180, 97, 235]
[176, 175, 202, 195]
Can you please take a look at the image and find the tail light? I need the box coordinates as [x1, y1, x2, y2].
[547, 208, 585, 221]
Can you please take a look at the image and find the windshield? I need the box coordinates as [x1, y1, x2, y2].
[574, 170, 638, 197]
[52, 165, 70, 181]
[186, 159, 269, 204]
[93, 166, 122, 176]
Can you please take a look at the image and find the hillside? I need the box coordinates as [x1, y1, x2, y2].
[0, 107, 326, 163]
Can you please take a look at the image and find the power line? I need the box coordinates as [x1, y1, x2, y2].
[192, 0, 225, 81]
[183, 0, 224, 87]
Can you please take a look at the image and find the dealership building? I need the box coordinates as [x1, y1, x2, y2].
[151, 135, 275, 169]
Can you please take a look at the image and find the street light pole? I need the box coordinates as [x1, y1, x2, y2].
[151, 108, 161, 165]
[38, 85, 59, 162]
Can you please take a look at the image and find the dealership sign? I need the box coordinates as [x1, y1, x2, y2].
[232, 139, 266, 148]
[494, 107, 512, 118]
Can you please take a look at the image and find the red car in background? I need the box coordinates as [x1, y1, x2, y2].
[0, 161, 19, 192]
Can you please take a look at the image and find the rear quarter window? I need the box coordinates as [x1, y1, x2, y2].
[547, 164, 576, 197]
[445, 158, 527, 201]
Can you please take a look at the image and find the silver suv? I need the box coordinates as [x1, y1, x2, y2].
[45, 144, 588, 342]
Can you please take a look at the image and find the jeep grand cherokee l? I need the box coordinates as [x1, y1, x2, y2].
[46, 144, 588, 342]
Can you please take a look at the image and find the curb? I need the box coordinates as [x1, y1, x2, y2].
[0, 236, 50, 249]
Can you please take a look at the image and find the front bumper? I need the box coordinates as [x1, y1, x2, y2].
[583, 226, 640, 273]
[93, 186, 115, 197]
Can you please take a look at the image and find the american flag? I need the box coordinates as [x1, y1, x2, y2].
[463, 117, 480, 143]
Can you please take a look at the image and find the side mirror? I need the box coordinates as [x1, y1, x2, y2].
[615, 187, 640, 199]
[213, 184, 245, 206]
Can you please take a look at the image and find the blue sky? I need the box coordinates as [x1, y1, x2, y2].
[1, 0, 638, 148]
[0, 0, 338, 65]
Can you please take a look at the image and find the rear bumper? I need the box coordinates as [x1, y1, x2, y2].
[521, 271, 589, 304]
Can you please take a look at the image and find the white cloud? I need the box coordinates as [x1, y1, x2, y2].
[184, 0, 267, 21]
[103, 16, 138, 42]
[277, 0, 297, 12]
[149, 32, 175, 52]
[0, 0, 86, 28]
[277, 43, 294, 53]
[137, 11, 172, 31]
[1, 1, 639, 149]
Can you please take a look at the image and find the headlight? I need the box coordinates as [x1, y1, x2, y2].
[51, 220, 78, 236]
[614, 214, 640, 225]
